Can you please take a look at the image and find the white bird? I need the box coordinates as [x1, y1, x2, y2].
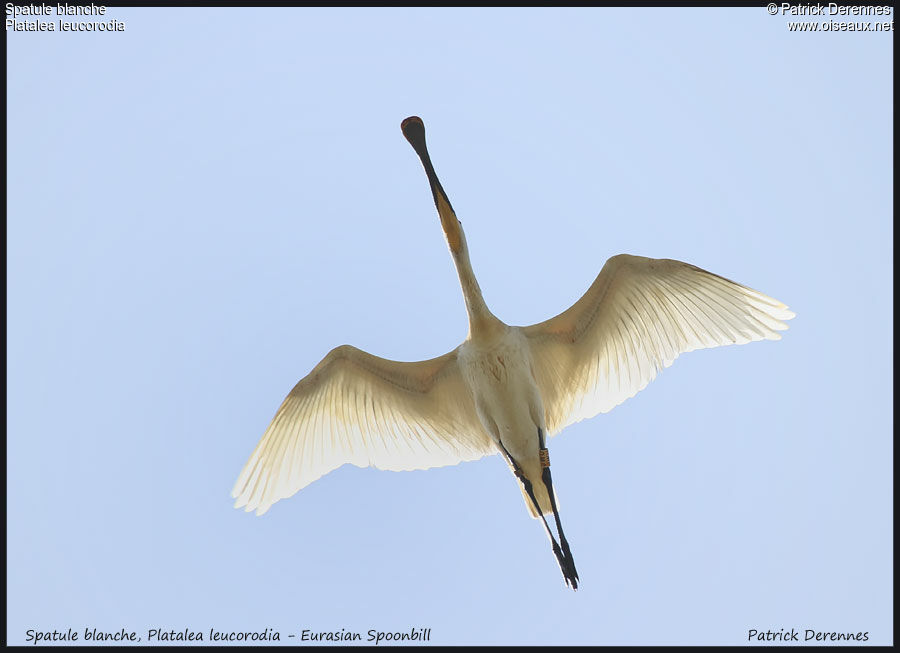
[232, 116, 794, 589]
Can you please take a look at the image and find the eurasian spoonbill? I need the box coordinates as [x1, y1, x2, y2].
[232, 116, 794, 589]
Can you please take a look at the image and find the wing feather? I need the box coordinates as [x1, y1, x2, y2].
[232, 344, 494, 515]
[524, 254, 794, 435]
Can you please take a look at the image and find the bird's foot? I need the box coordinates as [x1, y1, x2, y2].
[551, 540, 579, 590]
[561, 538, 579, 582]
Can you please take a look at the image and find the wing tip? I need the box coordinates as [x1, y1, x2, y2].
[232, 493, 272, 516]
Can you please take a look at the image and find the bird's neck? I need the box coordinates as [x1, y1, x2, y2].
[418, 148, 504, 340]
[452, 245, 504, 341]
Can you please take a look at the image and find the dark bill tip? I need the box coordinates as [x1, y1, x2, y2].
[401, 115, 424, 133]
[401, 116, 427, 151]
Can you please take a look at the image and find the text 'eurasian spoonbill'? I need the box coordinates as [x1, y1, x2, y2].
[232, 116, 794, 589]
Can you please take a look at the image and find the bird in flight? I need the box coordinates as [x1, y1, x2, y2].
[232, 116, 794, 589]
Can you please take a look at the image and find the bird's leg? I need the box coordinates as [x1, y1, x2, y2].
[538, 428, 579, 588]
[497, 439, 575, 590]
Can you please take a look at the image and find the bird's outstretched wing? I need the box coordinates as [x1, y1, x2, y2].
[232, 345, 494, 515]
[523, 254, 795, 435]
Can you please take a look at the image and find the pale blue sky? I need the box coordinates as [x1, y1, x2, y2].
[7, 7, 892, 646]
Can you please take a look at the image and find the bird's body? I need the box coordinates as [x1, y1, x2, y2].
[458, 324, 553, 516]
[232, 116, 794, 589]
